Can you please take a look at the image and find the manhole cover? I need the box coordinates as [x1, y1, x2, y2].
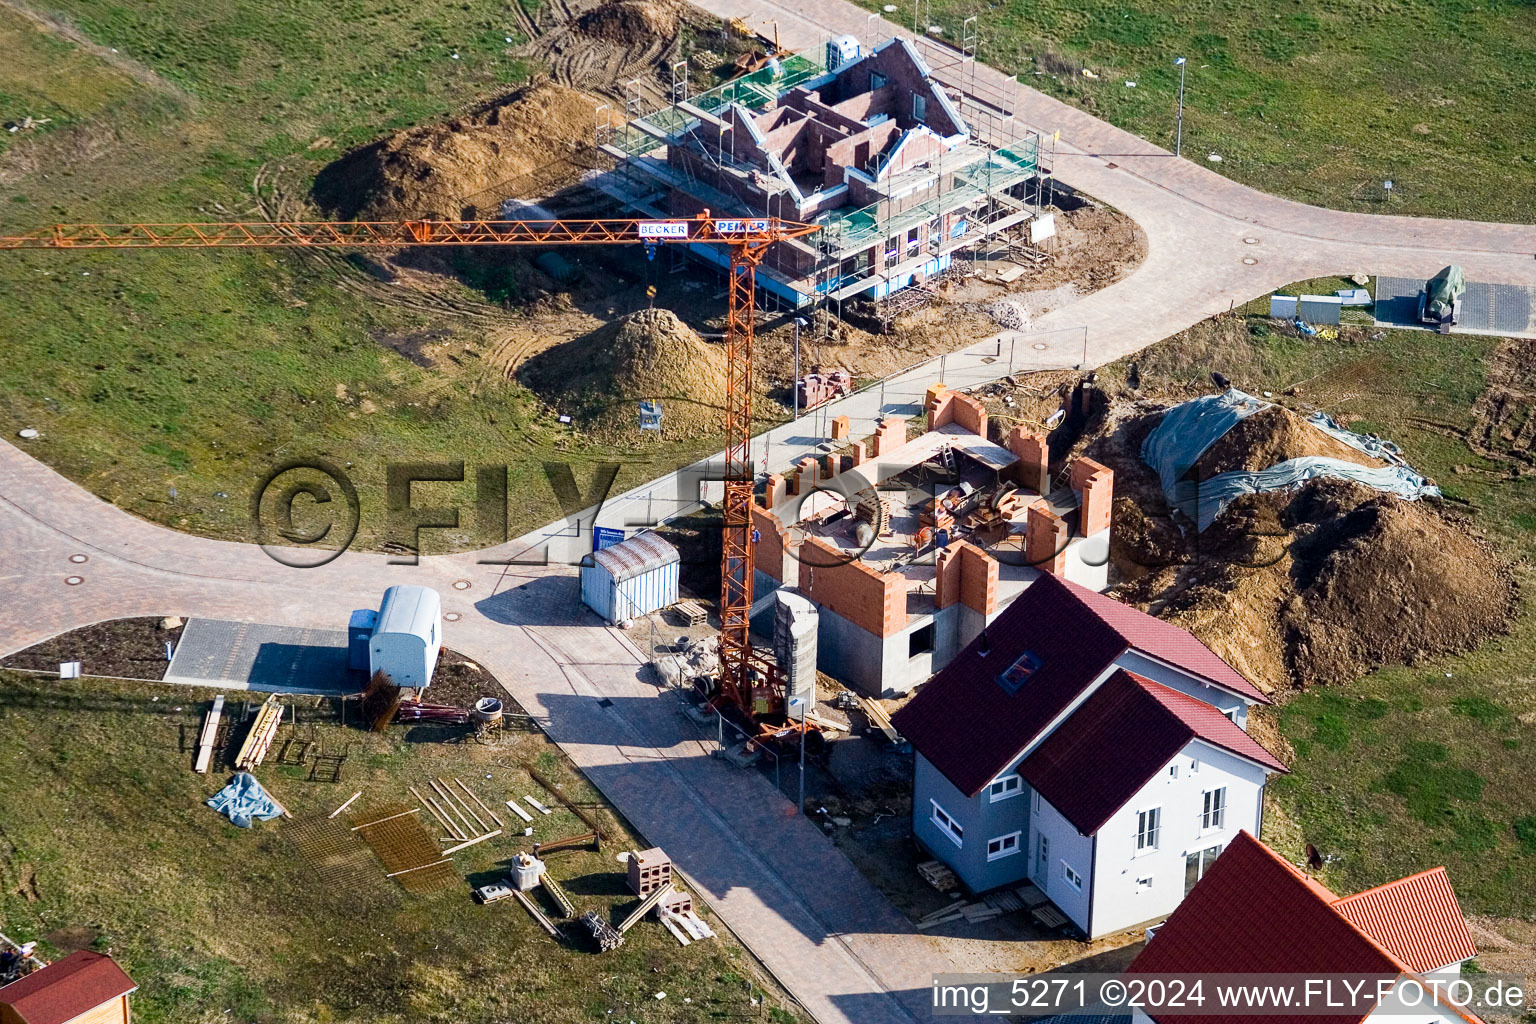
[69, 553, 88, 564]
[65, 576, 84, 586]
[444, 612, 462, 622]
[1243, 237, 1260, 245]
[452, 579, 471, 591]
[1032, 342, 1048, 350]
[1242, 257, 1258, 265]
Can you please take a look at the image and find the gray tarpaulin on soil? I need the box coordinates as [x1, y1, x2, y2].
[206, 772, 284, 828]
[1142, 389, 1440, 531]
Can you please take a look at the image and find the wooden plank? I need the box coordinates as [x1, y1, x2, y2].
[234, 695, 284, 769]
[514, 889, 560, 938]
[437, 777, 488, 833]
[442, 829, 501, 855]
[504, 798, 534, 823]
[425, 791, 468, 840]
[455, 777, 505, 829]
[350, 807, 419, 831]
[617, 884, 669, 934]
[328, 791, 362, 819]
[678, 910, 715, 939]
[430, 779, 477, 836]
[410, 786, 459, 836]
[194, 695, 225, 774]
[659, 912, 693, 945]
[525, 796, 552, 815]
[804, 712, 849, 733]
[386, 857, 452, 878]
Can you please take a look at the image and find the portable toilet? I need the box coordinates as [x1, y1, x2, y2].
[580, 532, 680, 624]
[368, 585, 443, 688]
[826, 35, 861, 72]
[347, 609, 378, 671]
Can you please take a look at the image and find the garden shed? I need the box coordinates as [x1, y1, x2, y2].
[580, 532, 680, 624]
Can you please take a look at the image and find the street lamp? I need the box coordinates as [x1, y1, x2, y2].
[1174, 57, 1187, 158]
[792, 316, 808, 420]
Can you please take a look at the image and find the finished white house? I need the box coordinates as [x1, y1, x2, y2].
[892, 572, 1288, 938]
[1130, 830, 1481, 1024]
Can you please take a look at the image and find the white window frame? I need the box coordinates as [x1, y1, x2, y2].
[1202, 787, 1227, 831]
[988, 774, 1023, 802]
[1136, 806, 1161, 853]
[1136, 875, 1154, 893]
[913, 93, 926, 120]
[986, 831, 1021, 862]
[930, 799, 964, 848]
[1168, 764, 1179, 779]
[1063, 862, 1082, 890]
[1222, 707, 1239, 723]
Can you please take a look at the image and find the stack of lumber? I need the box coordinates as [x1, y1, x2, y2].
[234, 695, 283, 770]
[857, 695, 902, 744]
[916, 859, 958, 892]
[395, 702, 470, 725]
[193, 695, 224, 774]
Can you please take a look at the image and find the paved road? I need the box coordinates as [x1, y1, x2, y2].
[0, 438, 948, 1024]
[502, 0, 1536, 565]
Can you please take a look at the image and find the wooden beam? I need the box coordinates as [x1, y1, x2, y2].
[436, 777, 487, 833]
[410, 786, 460, 837]
[328, 791, 362, 819]
[386, 858, 452, 878]
[504, 798, 534, 823]
[349, 807, 419, 831]
[430, 779, 476, 837]
[442, 829, 501, 855]
[194, 695, 224, 774]
[455, 777, 505, 829]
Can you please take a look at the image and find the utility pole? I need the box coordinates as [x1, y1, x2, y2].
[1174, 57, 1187, 158]
[789, 696, 807, 814]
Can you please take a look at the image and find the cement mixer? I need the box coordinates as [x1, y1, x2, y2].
[1418, 265, 1465, 334]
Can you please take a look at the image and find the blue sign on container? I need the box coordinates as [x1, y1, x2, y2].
[594, 526, 626, 551]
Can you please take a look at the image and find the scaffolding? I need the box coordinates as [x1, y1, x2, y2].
[594, 42, 1051, 324]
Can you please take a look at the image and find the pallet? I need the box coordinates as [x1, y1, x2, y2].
[1031, 903, 1070, 930]
[916, 859, 959, 893]
[984, 890, 1025, 913]
[672, 600, 707, 626]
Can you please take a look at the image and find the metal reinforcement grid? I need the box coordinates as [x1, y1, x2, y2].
[352, 803, 462, 894]
[286, 815, 396, 904]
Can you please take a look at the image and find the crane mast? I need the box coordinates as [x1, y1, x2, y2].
[0, 213, 819, 729]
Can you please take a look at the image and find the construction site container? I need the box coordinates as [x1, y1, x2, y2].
[580, 532, 680, 624]
[368, 585, 442, 688]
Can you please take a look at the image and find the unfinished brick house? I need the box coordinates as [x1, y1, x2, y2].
[599, 37, 1043, 305]
[750, 383, 1113, 696]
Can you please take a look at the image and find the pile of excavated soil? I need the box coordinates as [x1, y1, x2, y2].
[1115, 478, 1515, 691]
[517, 308, 728, 434]
[1191, 405, 1384, 478]
[576, 0, 680, 41]
[312, 82, 597, 220]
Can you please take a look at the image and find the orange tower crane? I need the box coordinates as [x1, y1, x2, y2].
[0, 213, 820, 731]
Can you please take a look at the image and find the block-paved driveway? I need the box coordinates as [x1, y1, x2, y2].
[0, 438, 946, 1024]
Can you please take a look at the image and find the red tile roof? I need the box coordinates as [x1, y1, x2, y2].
[0, 951, 136, 1024]
[1333, 869, 1477, 973]
[1019, 671, 1287, 834]
[1129, 832, 1479, 1024]
[892, 573, 1268, 797]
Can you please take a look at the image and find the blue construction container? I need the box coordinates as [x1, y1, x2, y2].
[580, 532, 680, 625]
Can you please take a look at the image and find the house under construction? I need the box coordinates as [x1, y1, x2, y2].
[595, 35, 1045, 309]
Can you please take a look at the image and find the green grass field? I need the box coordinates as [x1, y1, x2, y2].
[0, 0, 722, 553]
[1099, 313, 1536, 915]
[871, 0, 1536, 221]
[0, 672, 804, 1024]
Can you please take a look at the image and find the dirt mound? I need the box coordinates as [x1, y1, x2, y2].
[312, 82, 597, 220]
[1115, 478, 1515, 691]
[576, 0, 679, 41]
[518, 308, 728, 434]
[1192, 405, 1384, 478]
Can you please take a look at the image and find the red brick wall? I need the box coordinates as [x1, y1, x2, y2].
[752, 505, 788, 582]
[956, 542, 999, 615]
[1007, 426, 1050, 495]
[1072, 457, 1115, 537]
[949, 393, 987, 437]
[872, 417, 907, 458]
[798, 535, 907, 637]
[1025, 504, 1068, 576]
